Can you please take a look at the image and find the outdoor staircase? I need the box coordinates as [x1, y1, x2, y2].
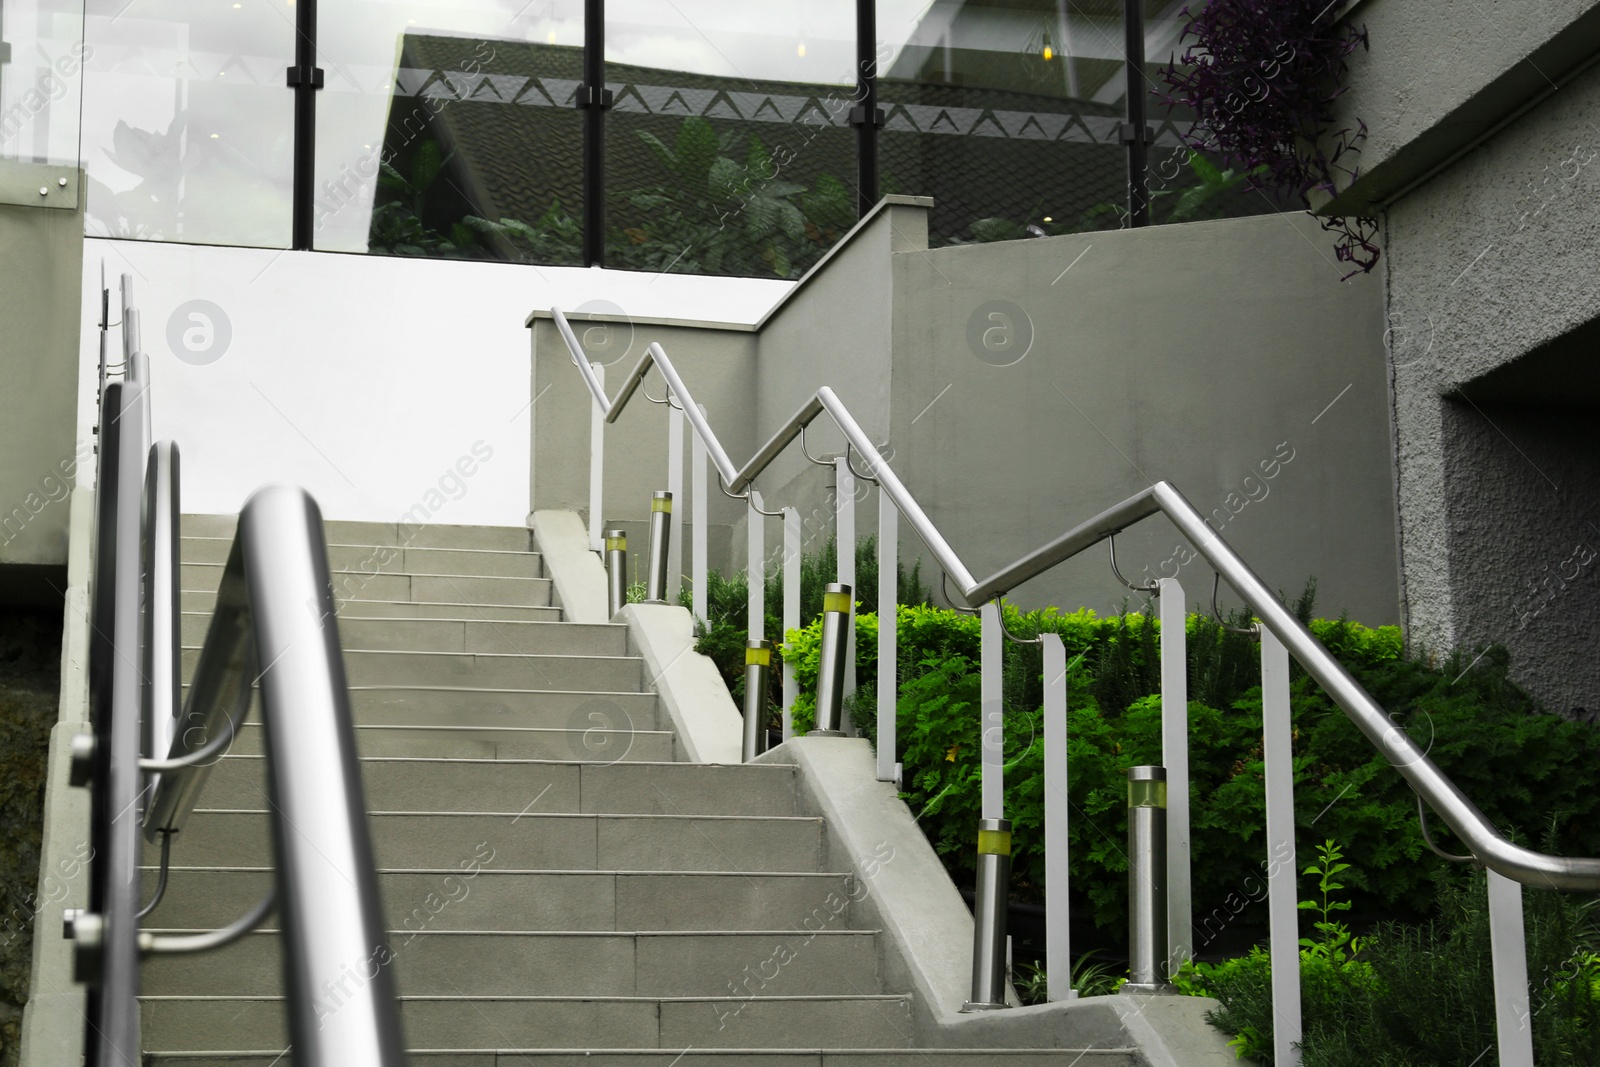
[140, 516, 1140, 1066]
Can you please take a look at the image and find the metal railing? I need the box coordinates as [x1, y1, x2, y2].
[548, 304, 1600, 1065]
[69, 274, 406, 1067]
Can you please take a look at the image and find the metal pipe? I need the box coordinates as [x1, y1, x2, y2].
[644, 492, 672, 603]
[811, 584, 852, 735]
[852, 0, 881, 216]
[580, 0, 607, 265]
[1122, 0, 1150, 227]
[605, 528, 627, 618]
[241, 485, 406, 1066]
[141, 442, 182, 798]
[1123, 766, 1170, 993]
[964, 817, 1012, 1010]
[288, 0, 323, 250]
[742, 640, 773, 761]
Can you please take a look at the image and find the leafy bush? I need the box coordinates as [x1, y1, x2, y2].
[781, 594, 1600, 941]
[1188, 837, 1600, 1065]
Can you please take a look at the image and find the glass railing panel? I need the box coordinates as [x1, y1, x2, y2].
[603, 0, 856, 279]
[315, 0, 585, 262]
[1, 0, 86, 173]
[80, 0, 294, 246]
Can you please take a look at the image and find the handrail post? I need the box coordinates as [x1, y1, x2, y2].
[604, 528, 627, 617]
[963, 601, 1010, 1010]
[692, 405, 709, 629]
[781, 506, 800, 741]
[588, 362, 606, 552]
[742, 639, 773, 761]
[1487, 869, 1534, 1067]
[876, 488, 898, 784]
[1041, 633, 1075, 1001]
[1158, 577, 1192, 976]
[667, 403, 685, 601]
[747, 492, 766, 643]
[811, 585, 852, 735]
[1261, 628, 1304, 1065]
[1122, 766, 1171, 993]
[644, 493, 672, 603]
[833, 457, 857, 729]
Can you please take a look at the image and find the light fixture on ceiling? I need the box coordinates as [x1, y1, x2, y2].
[1041, 32, 1055, 62]
[797, 42, 806, 58]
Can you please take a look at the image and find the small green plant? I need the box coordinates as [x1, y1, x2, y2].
[1298, 839, 1361, 964]
[1013, 950, 1125, 1005]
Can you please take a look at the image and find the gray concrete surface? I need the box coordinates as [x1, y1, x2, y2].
[1372, 27, 1600, 713]
[531, 509, 610, 623]
[1318, 0, 1600, 214]
[0, 193, 85, 568]
[613, 602, 744, 765]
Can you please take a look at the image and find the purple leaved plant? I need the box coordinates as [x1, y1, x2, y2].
[1158, 0, 1379, 278]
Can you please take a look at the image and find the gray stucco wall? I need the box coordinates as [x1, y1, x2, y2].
[1320, 0, 1600, 213]
[0, 196, 85, 570]
[1380, 48, 1600, 714]
[889, 211, 1399, 625]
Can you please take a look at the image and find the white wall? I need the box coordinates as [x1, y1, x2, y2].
[77, 240, 788, 525]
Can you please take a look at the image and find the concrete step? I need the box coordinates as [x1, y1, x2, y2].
[340, 687, 663, 732]
[141, 869, 866, 933]
[145, 811, 825, 872]
[142, 928, 882, 997]
[198, 758, 796, 816]
[141, 993, 916, 1051]
[180, 648, 643, 691]
[181, 537, 543, 578]
[181, 515, 533, 551]
[180, 591, 563, 622]
[145, 1052, 1139, 1067]
[222, 721, 676, 761]
[181, 614, 626, 656]
[180, 564, 553, 606]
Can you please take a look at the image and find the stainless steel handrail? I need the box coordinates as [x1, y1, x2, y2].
[79, 281, 407, 1066]
[546, 306, 1600, 893]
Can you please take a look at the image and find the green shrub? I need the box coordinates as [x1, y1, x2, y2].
[779, 595, 1600, 940]
[1189, 837, 1600, 1065]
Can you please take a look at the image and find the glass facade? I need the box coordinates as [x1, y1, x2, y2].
[80, 0, 295, 246]
[1, 0, 86, 168]
[63, 0, 1280, 270]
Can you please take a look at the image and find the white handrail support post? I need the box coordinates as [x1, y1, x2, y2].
[692, 405, 709, 628]
[1261, 627, 1304, 1066]
[1487, 869, 1535, 1067]
[782, 506, 800, 741]
[588, 363, 605, 553]
[667, 403, 685, 601]
[748, 491, 765, 642]
[1042, 632, 1075, 1001]
[1159, 577, 1191, 976]
[835, 456, 857, 728]
[980, 602, 1003, 821]
[877, 490, 897, 782]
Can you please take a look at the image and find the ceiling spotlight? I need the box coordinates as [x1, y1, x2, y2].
[1041, 32, 1055, 62]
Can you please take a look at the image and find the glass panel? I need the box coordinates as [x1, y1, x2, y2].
[80, 0, 295, 247]
[605, 0, 856, 279]
[877, 0, 1129, 246]
[0, 0, 86, 168]
[316, 1, 585, 262]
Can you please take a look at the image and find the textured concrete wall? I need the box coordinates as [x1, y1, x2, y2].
[888, 211, 1400, 625]
[0, 198, 84, 569]
[1383, 53, 1600, 714]
[1321, 0, 1600, 212]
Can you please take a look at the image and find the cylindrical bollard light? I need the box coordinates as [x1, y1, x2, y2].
[644, 491, 672, 603]
[964, 817, 1012, 1011]
[742, 639, 773, 761]
[809, 583, 852, 736]
[1122, 765, 1172, 993]
[605, 528, 627, 618]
